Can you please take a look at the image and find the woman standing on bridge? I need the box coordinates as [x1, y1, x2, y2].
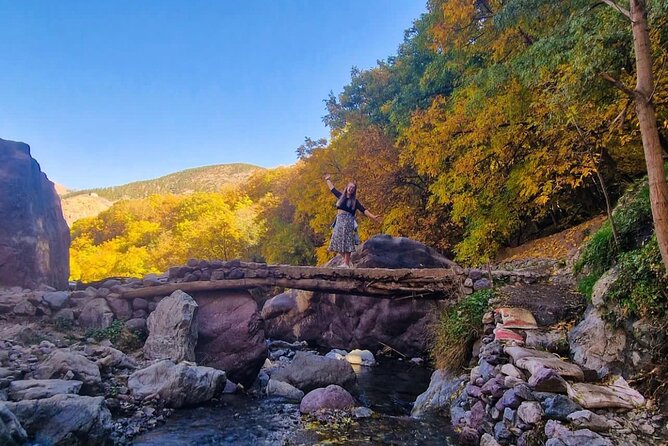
[324, 174, 379, 268]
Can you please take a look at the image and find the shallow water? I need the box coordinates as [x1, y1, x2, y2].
[132, 358, 456, 446]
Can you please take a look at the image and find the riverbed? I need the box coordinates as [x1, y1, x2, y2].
[132, 358, 456, 446]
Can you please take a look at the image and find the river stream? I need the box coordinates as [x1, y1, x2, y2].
[132, 358, 456, 446]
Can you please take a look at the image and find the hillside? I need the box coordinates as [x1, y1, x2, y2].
[60, 163, 263, 226]
[63, 163, 262, 201]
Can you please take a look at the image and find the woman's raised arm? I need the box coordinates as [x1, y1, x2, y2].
[324, 174, 335, 191]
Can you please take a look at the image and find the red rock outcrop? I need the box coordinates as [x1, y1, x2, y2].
[0, 139, 70, 290]
[192, 290, 267, 386]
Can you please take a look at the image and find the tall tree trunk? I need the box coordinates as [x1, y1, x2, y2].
[630, 0, 668, 272]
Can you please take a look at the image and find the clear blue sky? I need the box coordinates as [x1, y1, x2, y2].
[0, 1, 426, 190]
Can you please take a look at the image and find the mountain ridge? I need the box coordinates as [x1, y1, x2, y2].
[63, 162, 262, 201]
[61, 162, 264, 226]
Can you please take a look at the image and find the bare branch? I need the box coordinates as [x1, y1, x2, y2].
[600, 72, 636, 97]
[600, 0, 631, 19]
[609, 100, 632, 130]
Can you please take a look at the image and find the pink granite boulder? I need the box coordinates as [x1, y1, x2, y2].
[299, 385, 356, 414]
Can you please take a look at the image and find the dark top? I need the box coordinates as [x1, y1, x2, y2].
[331, 187, 366, 216]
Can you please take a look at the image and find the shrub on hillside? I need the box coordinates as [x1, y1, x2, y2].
[431, 289, 492, 371]
[575, 170, 668, 320]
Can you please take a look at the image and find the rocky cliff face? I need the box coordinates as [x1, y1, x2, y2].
[0, 139, 70, 290]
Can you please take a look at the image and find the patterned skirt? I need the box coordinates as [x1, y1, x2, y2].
[328, 212, 357, 253]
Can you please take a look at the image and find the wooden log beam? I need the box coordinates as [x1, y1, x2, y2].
[119, 269, 461, 300]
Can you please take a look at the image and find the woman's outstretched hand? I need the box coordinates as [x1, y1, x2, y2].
[324, 174, 331, 180]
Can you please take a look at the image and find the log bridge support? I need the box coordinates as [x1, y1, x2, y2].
[119, 262, 463, 300]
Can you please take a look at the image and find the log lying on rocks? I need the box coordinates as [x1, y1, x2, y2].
[120, 267, 461, 300]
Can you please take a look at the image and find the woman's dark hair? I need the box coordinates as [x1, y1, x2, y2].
[336, 182, 357, 210]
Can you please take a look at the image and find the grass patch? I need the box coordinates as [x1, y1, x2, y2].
[576, 274, 599, 299]
[84, 319, 146, 352]
[606, 237, 668, 320]
[431, 289, 493, 371]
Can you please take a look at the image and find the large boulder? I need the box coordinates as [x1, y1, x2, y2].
[299, 385, 356, 414]
[193, 290, 267, 386]
[568, 308, 626, 378]
[33, 350, 101, 393]
[345, 234, 458, 269]
[78, 298, 114, 330]
[0, 402, 27, 446]
[411, 369, 466, 417]
[568, 268, 628, 378]
[0, 139, 70, 290]
[128, 360, 226, 408]
[270, 351, 356, 392]
[262, 235, 455, 356]
[8, 379, 82, 401]
[4, 394, 112, 445]
[144, 290, 198, 362]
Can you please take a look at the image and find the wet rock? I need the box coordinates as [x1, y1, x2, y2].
[352, 406, 373, 418]
[325, 349, 347, 360]
[8, 379, 82, 401]
[412, 369, 466, 417]
[33, 350, 101, 393]
[266, 379, 304, 402]
[544, 419, 612, 446]
[0, 402, 27, 446]
[345, 349, 376, 366]
[567, 410, 610, 432]
[541, 394, 582, 421]
[144, 290, 198, 363]
[4, 394, 112, 445]
[128, 360, 225, 408]
[270, 351, 356, 392]
[299, 385, 355, 414]
[517, 401, 542, 424]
